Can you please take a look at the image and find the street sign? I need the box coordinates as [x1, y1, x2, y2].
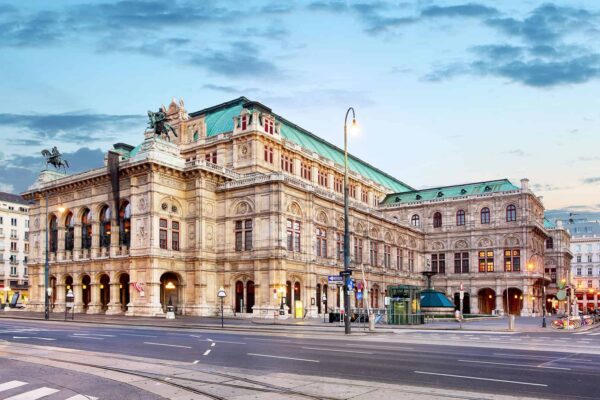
[347, 279, 354, 291]
[328, 275, 344, 284]
[339, 270, 352, 276]
[459, 290, 464, 300]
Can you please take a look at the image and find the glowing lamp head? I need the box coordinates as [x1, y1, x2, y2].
[58, 206, 66, 214]
[527, 263, 534, 271]
[348, 118, 360, 137]
[165, 282, 176, 290]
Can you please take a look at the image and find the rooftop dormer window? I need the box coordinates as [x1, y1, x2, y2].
[264, 118, 274, 135]
[437, 191, 443, 198]
[395, 197, 400, 202]
[460, 189, 467, 195]
[416, 195, 422, 200]
[484, 185, 492, 192]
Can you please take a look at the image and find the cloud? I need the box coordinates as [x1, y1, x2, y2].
[201, 84, 259, 94]
[583, 177, 600, 184]
[503, 149, 528, 157]
[0, 11, 63, 47]
[0, 112, 144, 145]
[185, 43, 281, 78]
[0, 147, 105, 194]
[485, 4, 596, 45]
[531, 183, 568, 192]
[421, 4, 498, 18]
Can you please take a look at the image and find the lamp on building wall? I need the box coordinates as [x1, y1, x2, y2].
[165, 281, 176, 290]
[343, 107, 358, 335]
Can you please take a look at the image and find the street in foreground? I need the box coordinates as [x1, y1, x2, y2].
[0, 318, 599, 399]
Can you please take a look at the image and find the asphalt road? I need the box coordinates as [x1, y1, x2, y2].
[1, 319, 599, 399]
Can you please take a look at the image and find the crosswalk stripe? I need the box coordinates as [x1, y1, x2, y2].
[588, 332, 600, 336]
[0, 381, 27, 392]
[4, 387, 59, 400]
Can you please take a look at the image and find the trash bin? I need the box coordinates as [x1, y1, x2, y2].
[508, 315, 515, 331]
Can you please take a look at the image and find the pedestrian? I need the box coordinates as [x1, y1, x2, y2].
[455, 309, 461, 322]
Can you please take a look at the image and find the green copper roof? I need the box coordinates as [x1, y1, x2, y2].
[382, 179, 520, 205]
[191, 97, 413, 192]
[420, 289, 455, 308]
[544, 218, 556, 229]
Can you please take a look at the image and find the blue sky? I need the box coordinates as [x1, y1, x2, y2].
[0, 0, 599, 213]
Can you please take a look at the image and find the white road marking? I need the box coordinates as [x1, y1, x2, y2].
[72, 333, 115, 337]
[65, 395, 99, 400]
[211, 343, 216, 347]
[0, 381, 26, 392]
[588, 332, 600, 336]
[302, 347, 373, 354]
[12, 336, 55, 341]
[69, 335, 104, 340]
[143, 342, 192, 349]
[203, 350, 211, 356]
[348, 344, 415, 351]
[458, 359, 571, 370]
[190, 334, 203, 338]
[248, 353, 320, 363]
[4, 387, 60, 400]
[206, 339, 246, 344]
[414, 371, 547, 387]
[206, 338, 213, 342]
[193, 360, 200, 364]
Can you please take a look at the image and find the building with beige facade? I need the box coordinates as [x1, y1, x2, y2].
[22, 97, 569, 317]
[0, 192, 31, 304]
[564, 220, 600, 312]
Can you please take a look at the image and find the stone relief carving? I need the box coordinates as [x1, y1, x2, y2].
[136, 217, 148, 246]
[206, 225, 214, 249]
[188, 223, 195, 244]
[478, 238, 493, 248]
[238, 143, 251, 159]
[159, 174, 185, 190]
[205, 201, 214, 216]
[431, 241, 445, 251]
[455, 240, 469, 249]
[188, 201, 196, 216]
[504, 236, 520, 247]
[236, 201, 250, 215]
[137, 196, 148, 213]
[34, 218, 39, 229]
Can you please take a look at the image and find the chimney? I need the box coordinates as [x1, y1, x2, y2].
[520, 178, 529, 190]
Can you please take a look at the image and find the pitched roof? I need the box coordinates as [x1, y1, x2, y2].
[381, 179, 520, 205]
[0, 192, 30, 205]
[563, 221, 600, 237]
[190, 97, 414, 193]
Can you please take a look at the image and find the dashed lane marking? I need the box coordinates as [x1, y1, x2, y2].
[211, 343, 216, 347]
[248, 353, 320, 363]
[69, 335, 104, 340]
[302, 347, 373, 354]
[193, 360, 200, 364]
[203, 350, 211, 356]
[12, 336, 55, 341]
[458, 359, 571, 370]
[143, 342, 192, 349]
[414, 371, 547, 387]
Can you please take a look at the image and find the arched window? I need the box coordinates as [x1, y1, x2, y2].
[81, 208, 92, 250]
[100, 205, 111, 248]
[433, 212, 442, 228]
[316, 227, 327, 257]
[119, 201, 131, 248]
[481, 207, 490, 224]
[456, 210, 465, 226]
[65, 212, 74, 251]
[411, 214, 420, 227]
[49, 215, 58, 253]
[546, 237, 554, 249]
[506, 205, 517, 222]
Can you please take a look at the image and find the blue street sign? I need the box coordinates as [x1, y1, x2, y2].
[328, 275, 344, 284]
[356, 291, 363, 300]
[347, 279, 354, 291]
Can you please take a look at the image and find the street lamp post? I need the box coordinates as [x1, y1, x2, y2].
[217, 287, 227, 328]
[542, 267, 547, 328]
[44, 191, 49, 320]
[322, 295, 327, 323]
[343, 107, 357, 336]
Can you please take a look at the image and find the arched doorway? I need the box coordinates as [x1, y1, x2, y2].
[478, 288, 496, 314]
[119, 273, 130, 311]
[323, 284, 328, 313]
[82, 275, 91, 310]
[65, 276, 73, 304]
[316, 284, 322, 314]
[160, 272, 180, 313]
[503, 288, 523, 315]
[49, 276, 57, 309]
[246, 281, 255, 313]
[285, 281, 292, 310]
[371, 285, 380, 309]
[454, 292, 471, 314]
[235, 281, 244, 313]
[99, 274, 110, 311]
[293, 282, 301, 317]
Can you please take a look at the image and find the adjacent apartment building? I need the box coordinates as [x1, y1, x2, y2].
[0, 192, 30, 303]
[564, 220, 600, 312]
[22, 97, 569, 317]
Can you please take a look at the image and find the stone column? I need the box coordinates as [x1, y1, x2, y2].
[106, 283, 123, 315]
[110, 219, 120, 257]
[54, 283, 66, 312]
[73, 223, 82, 260]
[87, 283, 102, 314]
[57, 228, 65, 261]
[91, 222, 100, 258]
[521, 284, 530, 316]
[73, 283, 83, 313]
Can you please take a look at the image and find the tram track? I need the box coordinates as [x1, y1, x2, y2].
[0, 346, 336, 400]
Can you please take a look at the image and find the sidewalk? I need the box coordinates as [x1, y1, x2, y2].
[2, 309, 593, 334]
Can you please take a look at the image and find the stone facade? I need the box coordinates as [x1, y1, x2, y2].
[564, 220, 600, 312]
[22, 97, 569, 317]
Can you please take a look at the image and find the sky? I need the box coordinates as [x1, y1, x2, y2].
[0, 0, 599, 214]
